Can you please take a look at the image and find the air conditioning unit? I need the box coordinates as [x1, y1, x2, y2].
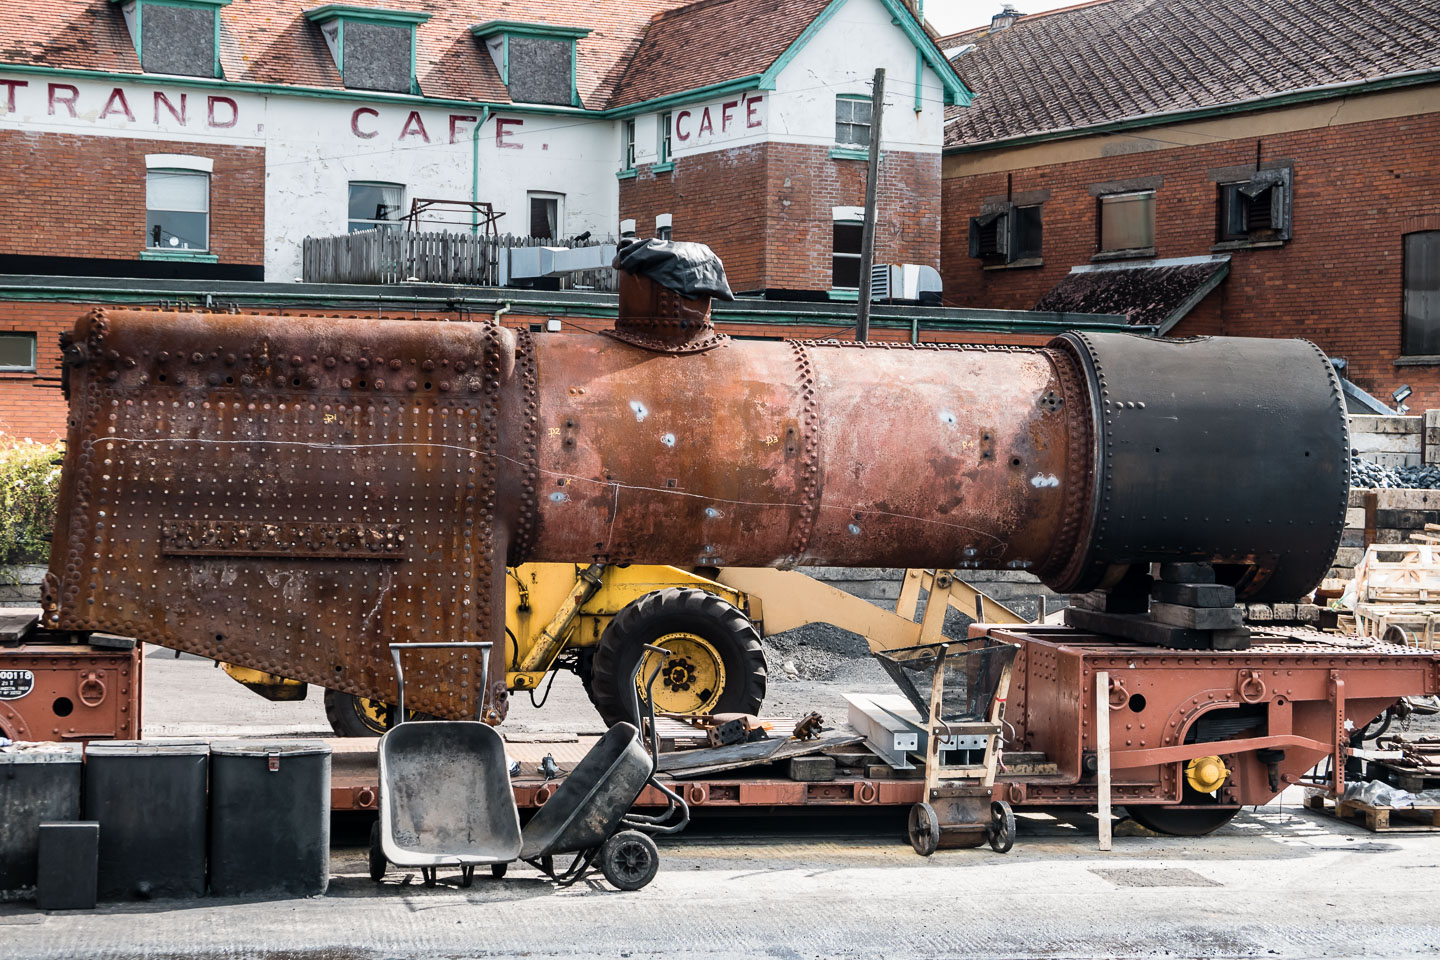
[870, 264, 942, 305]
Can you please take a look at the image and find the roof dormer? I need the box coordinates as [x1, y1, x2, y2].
[110, 0, 230, 79]
[303, 5, 431, 95]
[470, 21, 590, 107]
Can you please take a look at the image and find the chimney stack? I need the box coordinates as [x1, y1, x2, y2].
[990, 4, 1021, 32]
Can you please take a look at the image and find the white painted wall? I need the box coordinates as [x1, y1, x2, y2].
[0, 72, 618, 280]
[623, 0, 947, 164]
[769, 0, 946, 154]
[0, 0, 946, 280]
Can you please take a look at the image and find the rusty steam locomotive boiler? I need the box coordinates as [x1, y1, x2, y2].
[44, 243, 1348, 721]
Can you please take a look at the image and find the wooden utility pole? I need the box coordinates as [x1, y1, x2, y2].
[855, 68, 885, 342]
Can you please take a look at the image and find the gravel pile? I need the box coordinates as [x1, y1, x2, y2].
[1350, 456, 1440, 490]
[762, 607, 973, 685]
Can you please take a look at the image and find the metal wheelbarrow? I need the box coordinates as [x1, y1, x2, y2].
[368, 641, 523, 887]
[517, 643, 690, 890]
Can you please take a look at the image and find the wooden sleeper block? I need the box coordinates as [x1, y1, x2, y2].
[1150, 581, 1236, 608]
[1150, 601, 1243, 630]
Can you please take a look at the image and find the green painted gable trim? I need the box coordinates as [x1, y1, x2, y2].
[606, 75, 763, 118]
[470, 21, 591, 41]
[757, 0, 971, 107]
[302, 5, 430, 27]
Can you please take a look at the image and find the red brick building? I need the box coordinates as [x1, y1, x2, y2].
[939, 0, 1440, 408]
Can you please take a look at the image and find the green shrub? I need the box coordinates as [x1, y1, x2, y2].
[0, 441, 63, 566]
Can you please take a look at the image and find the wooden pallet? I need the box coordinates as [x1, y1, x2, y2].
[1305, 794, 1440, 832]
[1351, 542, 1440, 646]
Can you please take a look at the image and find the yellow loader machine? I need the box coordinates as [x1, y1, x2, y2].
[225, 564, 1024, 736]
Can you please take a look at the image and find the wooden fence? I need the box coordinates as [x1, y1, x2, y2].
[301, 231, 617, 290]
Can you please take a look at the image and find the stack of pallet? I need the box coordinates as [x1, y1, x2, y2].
[1349, 538, 1440, 646]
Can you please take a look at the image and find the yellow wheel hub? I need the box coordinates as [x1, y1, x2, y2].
[1186, 755, 1229, 794]
[638, 632, 726, 715]
[353, 697, 391, 734]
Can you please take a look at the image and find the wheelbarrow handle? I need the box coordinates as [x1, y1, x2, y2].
[387, 641, 493, 723]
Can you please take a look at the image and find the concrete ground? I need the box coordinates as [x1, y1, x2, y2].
[5, 649, 1439, 959]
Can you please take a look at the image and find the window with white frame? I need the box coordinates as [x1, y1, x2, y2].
[529, 192, 564, 239]
[348, 182, 405, 233]
[659, 112, 673, 164]
[655, 213, 672, 241]
[835, 95, 872, 147]
[146, 169, 209, 251]
[623, 119, 636, 170]
[0, 333, 36, 373]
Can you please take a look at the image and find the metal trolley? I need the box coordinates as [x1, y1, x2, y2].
[874, 638, 1020, 856]
[369, 641, 688, 891]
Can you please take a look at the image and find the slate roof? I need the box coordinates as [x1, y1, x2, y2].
[1033, 256, 1230, 331]
[941, 0, 1440, 147]
[0, 0, 941, 111]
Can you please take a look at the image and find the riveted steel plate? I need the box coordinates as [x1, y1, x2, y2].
[47, 309, 515, 721]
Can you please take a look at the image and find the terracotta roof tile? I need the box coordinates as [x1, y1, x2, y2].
[0, 0, 707, 107]
[943, 0, 1440, 147]
[608, 0, 833, 108]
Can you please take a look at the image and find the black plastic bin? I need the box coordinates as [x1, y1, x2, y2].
[210, 740, 331, 897]
[0, 743, 83, 901]
[84, 740, 209, 900]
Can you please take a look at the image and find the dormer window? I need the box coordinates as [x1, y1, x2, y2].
[470, 21, 590, 107]
[110, 0, 230, 79]
[304, 5, 431, 95]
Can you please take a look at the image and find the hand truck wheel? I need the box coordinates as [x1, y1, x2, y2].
[988, 800, 1016, 854]
[368, 820, 387, 882]
[908, 802, 940, 857]
[599, 830, 660, 891]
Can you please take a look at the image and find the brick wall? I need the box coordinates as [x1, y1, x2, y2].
[0, 130, 265, 267]
[622, 143, 941, 293]
[0, 300, 1052, 442]
[941, 109, 1440, 406]
[0, 301, 78, 442]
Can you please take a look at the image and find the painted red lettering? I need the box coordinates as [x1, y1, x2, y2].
[47, 83, 78, 118]
[448, 114, 477, 144]
[697, 107, 713, 137]
[207, 95, 238, 128]
[0, 79, 27, 113]
[351, 107, 379, 139]
[746, 95, 762, 128]
[99, 88, 134, 122]
[495, 118, 522, 148]
[675, 110, 691, 141]
[154, 91, 187, 125]
[720, 100, 737, 131]
[399, 111, 429, 142]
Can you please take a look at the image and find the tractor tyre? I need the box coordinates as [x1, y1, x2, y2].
[590, 587, 766, 728]
[323, 689, 439, 737]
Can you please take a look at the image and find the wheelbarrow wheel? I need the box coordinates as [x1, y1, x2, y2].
[988, 800, 1016, 854]
[599, 830, 659, 891]
[368, 821, 387, 882]
[491, 863, 508, 879]
[908, 802, 940, 856]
